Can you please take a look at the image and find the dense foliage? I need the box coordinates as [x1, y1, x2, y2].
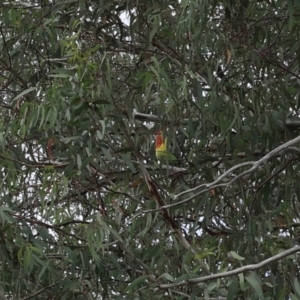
[1, 0, 300, 299]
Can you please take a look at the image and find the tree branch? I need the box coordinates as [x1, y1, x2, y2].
[158, 246, 300, 289]
[175, 135, 300, 200]
[144, 136, 300, 213]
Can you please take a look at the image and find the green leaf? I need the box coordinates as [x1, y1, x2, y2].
[48, 74, 70, 78]
[228, 251, 245, 261]
[291, 293, 300, 300]
[294, 278, 300, 296]
[239, 273, 245, 291]
[227, 280, 238, 299]
[124, 275, 149, 292]
[12, 87, 36, 101]
[245, 272, 264, 299]
[120, 154, 136, 172]
[61, 136, 80, 143]
[75, 157, 82, 174]
[0, 206, 14, 222]
[158, 273, 174, 282]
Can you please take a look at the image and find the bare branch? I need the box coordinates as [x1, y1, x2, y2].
[158, 246, 300, 289]
[175, 135, 300, 200]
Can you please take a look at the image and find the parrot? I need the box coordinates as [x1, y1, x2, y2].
[154, 130, 177, 163]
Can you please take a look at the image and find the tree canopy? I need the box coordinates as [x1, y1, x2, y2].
[1, 0, 300, 299]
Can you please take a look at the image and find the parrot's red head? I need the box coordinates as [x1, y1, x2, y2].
[154, 130, 164, 149]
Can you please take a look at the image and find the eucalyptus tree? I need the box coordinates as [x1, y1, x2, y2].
[0, 0, 300, 299]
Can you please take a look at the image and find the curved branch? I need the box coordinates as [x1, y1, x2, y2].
[143, 137, 300, 214]
[158, 245, 300, 289]
[175, 135, 300, 200]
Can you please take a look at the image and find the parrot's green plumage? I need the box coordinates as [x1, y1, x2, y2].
[154, 130, 177, 162]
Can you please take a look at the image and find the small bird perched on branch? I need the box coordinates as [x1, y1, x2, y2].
[154, 130, 177, 163]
